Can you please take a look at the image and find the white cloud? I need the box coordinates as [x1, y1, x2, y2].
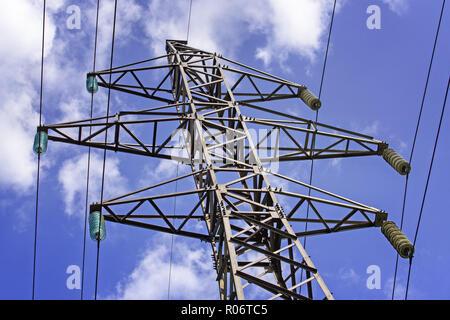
[45, 0, 144, 120]
[58, 98, 90, 123]
[142, 0, 341, 67]
[338, 267, 361, 284]
[255, 0, 337, 66]
[110, 234, 218, 299]
[384, 275, 423, 300]
[0, 0, 342, 193]
[330, 157, 342, 170]
[0, 0, 59, 191]
[383, 276, 419, 299]
[0, 89, 40, 191]
[92, 0, 143, 68]
[58, 152, 127, 216]
[0, 0, 144, 192]
[382, 0, 409, 15]
[140, 159, 189, 187]
[0, 1, 57, 65]
[351, 120, 380, 137]
[397, 139, 408, 154]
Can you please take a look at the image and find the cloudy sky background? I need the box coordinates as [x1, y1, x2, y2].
[0, 0, 449, 299]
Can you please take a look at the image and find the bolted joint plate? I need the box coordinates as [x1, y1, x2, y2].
[377, 142, 389, 155]
[374, 211, 388, 227]
[90, 202, 103, 214]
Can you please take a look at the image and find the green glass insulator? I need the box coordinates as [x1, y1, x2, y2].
[33, 131, 48, 154]
[86, 75, 98, 94]
[89, 211, 106, 241]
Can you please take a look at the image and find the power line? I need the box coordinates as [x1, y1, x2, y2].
[95, 0, 118, 300]
[186, 0, 193, 42]
[81, 0, 101, 300]
[317, 0, 336, 102]
[32, 0, 46, 300]
[300, 0, 336, 291]
[168, 1, 194, 299]
[167, 155, 180, 299]
[391, 0, 446, 299]
[405, 76, 449, 299]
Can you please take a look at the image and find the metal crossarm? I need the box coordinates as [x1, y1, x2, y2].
[39, 104, 387, 164]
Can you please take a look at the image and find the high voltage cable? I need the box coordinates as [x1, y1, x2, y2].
[300, 0, 336, 291]
[405, 77, 449, 299]
[317, 0, 336, 102]
[168, 0, 194, 299]
[95, 0, 118, 300]
[32, 0, 46, 300]
[167, 152, 180, 299]
[186, 0, 193, 42]
[391, 0, 446, 300]
[81, 0, 101, 300]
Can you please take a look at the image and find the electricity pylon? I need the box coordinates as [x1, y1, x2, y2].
[37, 40, 414, 300]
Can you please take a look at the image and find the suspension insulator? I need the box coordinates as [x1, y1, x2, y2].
[381, 221, 414, 258]
[299, 88, 322, 111]
[89, 209, 106, 241]
[33, 129, 48, 154]
[382, 148, 411, 175]
[86, 74, 98, 94]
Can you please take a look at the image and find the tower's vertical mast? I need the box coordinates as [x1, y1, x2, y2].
[167, 40, 333, 300]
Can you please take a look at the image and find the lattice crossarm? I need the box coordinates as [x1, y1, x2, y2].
[38, 113, 193, 160]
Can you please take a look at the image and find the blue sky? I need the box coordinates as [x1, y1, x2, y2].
[0, 0, 449, 300]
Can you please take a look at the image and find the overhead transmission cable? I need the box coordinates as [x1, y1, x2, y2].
[81, 0, 101, 300]
[95, 0, 118, 300]
[391, 0, 446, 300]
[300, 0, 336, 291]
[187, 0, 193, 42]
[405, 77, 449, 299]
[168, 0, 194, 299]
[32, 0, 47, 300]
[167, 139, 181, 300]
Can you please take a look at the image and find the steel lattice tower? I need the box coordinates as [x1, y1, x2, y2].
[38, 40, 414, 300]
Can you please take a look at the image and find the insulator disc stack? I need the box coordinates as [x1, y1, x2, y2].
[299, 88, 322, 111]
[382, 148, 411, 175]
[381, 221, 414, 258]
